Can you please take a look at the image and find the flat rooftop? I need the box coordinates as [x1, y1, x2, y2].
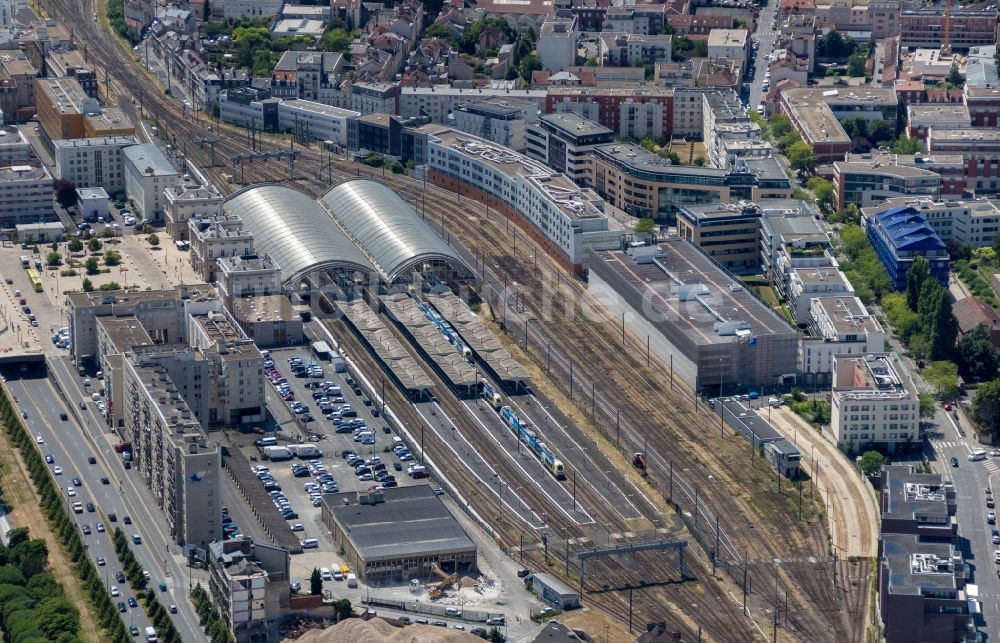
[930, 128, 1000, 142]
[707, 28, 748, 48]
[783, 93, 851, 145]
[538, 112, 613, 138]
[77, 186, 109, 199]
[457, 97, 535, 117]
[882, 465, 955, 522]
[834, 353, 918, 398]
[841, 152, 965, 168]
[833, 161, 941, 177]
[67, 285, 217, 308]
[431, 129, 605, 221]
[882, 533, 965, 595]
[130, 362, 217, 451]
[123, 144, 177, 177]
[280, 98, 358, 118]
[400, 85, 548, 99]
[812, 296, 883, 337]
[783, 85, 897, 108]
[908, 103, 971, 123]
[0, 164, 48, 180]
[591, 239, 797, 347]
[85, 107, 132, 133]
[97, 316, 154, 353]
[231, 294, 299, 322]
[325, 485, 476, 561]
[546, 86, 673, 98]
[0, 128, 28, 146]
[52, 136, 137, 149]
[680, 201, 762, 222]
[592, 143, 729, 181]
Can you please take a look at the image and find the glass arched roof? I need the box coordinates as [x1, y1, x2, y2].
[319, 180, 473, 282]
[223, 185, 377, 285]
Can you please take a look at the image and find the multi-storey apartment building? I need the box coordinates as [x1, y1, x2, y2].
[863, 197, 1000, 249]
[208, 537, 290, 643]
[164, 182, 224, 240]
[0, 164, 52, 225]
[831, 353, 920, 451]
[900, 9, 998, 49]
[123, 144, 178, 222]
[801, 296, 885, 385]
[52, 136, 136, 196]
[864, 206, 950, 290]
[453, 97, 535, 152]
[545, 86, 673, 139]
[525, 112, 613, 185]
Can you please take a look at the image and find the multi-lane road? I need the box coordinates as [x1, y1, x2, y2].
[6, 361, 206, 643]
[748, 1, 779, 111]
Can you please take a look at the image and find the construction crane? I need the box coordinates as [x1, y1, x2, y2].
[428, 563, 457, 599]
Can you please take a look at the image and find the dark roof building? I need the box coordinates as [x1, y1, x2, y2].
[952, 296, 1000, 348]
[863, 206, 949, 291]
[320, 485, 477, 585]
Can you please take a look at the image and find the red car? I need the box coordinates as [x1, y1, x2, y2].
[944, 403, 952, 411]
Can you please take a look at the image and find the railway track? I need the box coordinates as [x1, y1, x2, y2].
[52, 0, 866, 636]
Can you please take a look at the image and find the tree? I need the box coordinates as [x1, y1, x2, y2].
[918, 393, 936, 418]
[869, 120, 895, 145]
[846, 49, 868, 77]
[972, 246, 998, 266]
[948, 65, 965, 87]
[858, 450, 886, 477]
[53, 180, 78, 210]
[768, 114, 793, 140]
[88, 238, 103, 254]
[101, 226, 116, 240]
[10, 539, 47, 578]
[906, 255, 930, 311]
[924, 360, 960, 401]
[320, 28, 354, 53]
[84, 257, 100, 275]
[890, 136, 920, 154]
[424, 24, 452, 40]
[103, 250, 122, 266]
[332, 598, 353, 621]
[972, 379, 1000, 439]
[147, 233, 160, 247]
[634, 218, 656, 234]
[584, 56, 599, 66]
[958, 325, 999, 382]
[786, 141, 816, 174]
[82, 278, 94, 292]
[806, 176, 835, 212]
[67, 238, 83, 253]
[518, 53, 541, 81]
[928, 289, 959, 360]
[309, 568, 322, 595]
[45, 252, 62, 267]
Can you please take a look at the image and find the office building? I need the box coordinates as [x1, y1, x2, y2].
[833, 160, 944, 209]
[219, 87, 279, 129]
[122, 144, 178, 222]
[399, 86, 547, 124]
[45, 49, 97, 98]
[321, 486, 477, 584]
[0, 127, 33, 165]
[208, 537, 290, 643]
[863, 197, 1000, 249]
[276, 99, 358, 147]
[831, 353, 920, 451]
[907, 104, 971, 142]
[52, 136, 137, 196]
[121, 357, 222, 547]
[453, 97, 535, 152]
[588, 240, 800, 393]
[230, 295, 304, 348]
[34, 77, 134, 140]
[802, 296, 885, 383]
[778, 87, 898, 163]
[425, 128, 623, 273]
[878, 465, 972, 643]
[589, 144, 789, 224]
[0, 164, 52, 224]
[676, 201, 763, 275]
[864, 206, 949, 291]
[525, 112, 613, 185]
[927, 129, 1000, 194]
[165, 182, 224, 240]
[537, 16, 578, 71]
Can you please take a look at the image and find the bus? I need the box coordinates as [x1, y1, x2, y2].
[26, 268, 42, 293]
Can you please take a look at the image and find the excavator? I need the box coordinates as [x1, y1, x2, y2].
[428, 563, 458, 599]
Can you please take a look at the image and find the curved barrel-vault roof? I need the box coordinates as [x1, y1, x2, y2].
[223, 184, 377, 285]
[319, 180, 473, 283]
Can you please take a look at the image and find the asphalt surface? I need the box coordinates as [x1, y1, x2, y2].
[6, 370, 154, 635]
[748, 0, 779, 111]
[15, 359, 207, 643]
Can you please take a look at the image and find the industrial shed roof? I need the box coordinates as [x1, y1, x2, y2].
[319, 180, 472, 283]
[223, 184, 377, 285]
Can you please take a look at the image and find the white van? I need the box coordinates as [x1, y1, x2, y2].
[445, 607, 462, 617]
[969, 450, 987, 461]
[258, 437, 278, 448]
[301, 538, 319, 549]
[320, 567, 332, 581]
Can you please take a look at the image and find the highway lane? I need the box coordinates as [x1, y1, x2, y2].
[5, 372, 153, 637]
[17, 361, 207, 643]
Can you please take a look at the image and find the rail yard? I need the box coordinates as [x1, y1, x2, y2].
[37, 0, 874, 638]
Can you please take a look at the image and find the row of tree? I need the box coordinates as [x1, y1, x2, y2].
[835, 224, 893, 304]
[190, 583, 237, 643]
[107, 0, 140, 45]
[0, 384, 137, 642]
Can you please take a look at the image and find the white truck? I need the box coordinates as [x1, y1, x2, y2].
[262, 446, 293, 461]
[144, 626, 158, 642]
[288, 444, 323, 459]
[346, 573, 358, 588]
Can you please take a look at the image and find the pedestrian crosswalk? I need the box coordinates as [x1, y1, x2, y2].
[986, 459, 999, 473]
[934, 441, 963, 449]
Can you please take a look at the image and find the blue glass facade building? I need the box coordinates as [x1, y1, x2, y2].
[864, 207, 950, 291]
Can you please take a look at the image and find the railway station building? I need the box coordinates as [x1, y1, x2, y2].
[224, 181, 477, 291]
[320, 485, 477, 585]
[587, 238, 800, 395]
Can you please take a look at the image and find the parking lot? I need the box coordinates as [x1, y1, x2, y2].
[232, 346, 429, 590]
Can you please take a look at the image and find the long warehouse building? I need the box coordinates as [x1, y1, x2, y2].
[587, 239, 800, 394]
